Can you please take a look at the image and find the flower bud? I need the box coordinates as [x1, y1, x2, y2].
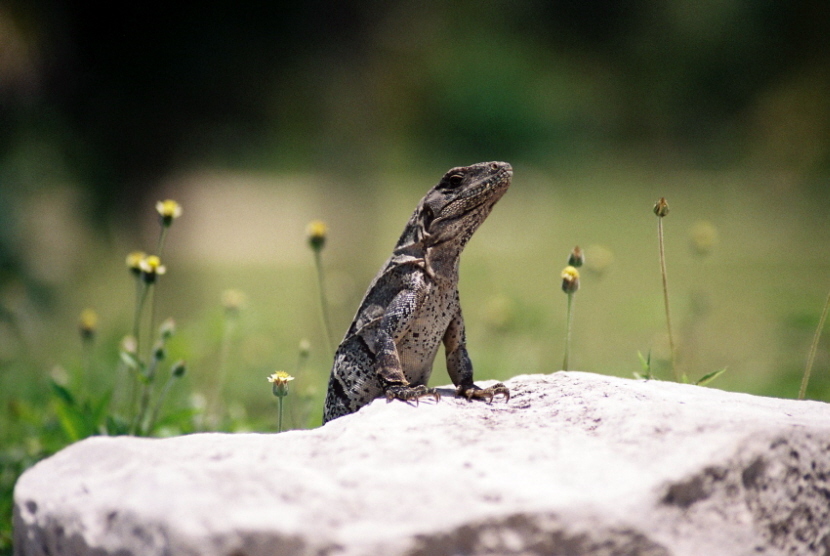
[690, 221, 718, 256]
[568, 246, 584, 268]
[585, 245, 613, 277]
[306, 220, 327, 251]
[152, 341, 166, 362]
[159, 318, 176, 340]
[78, 308, 98, 341]
[298, 339, 311, 358]
[121, 335, 138, 355]
[653, 197, 670, 218]
[222, 289, 247, 316]
[561, 266, 580, 294]
[171, 360, 187, 378]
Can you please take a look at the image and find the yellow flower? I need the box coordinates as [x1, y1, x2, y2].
[690, 221, 718, 257]
[221, 289, 247, 314]
[306, 220, 327, 251]
[126, 251, 147, 276]
[483, 294, 515, 331]
[78, 308, 98, 340]
[298, 339, 311, 358]
[561, 266, 580, 294]
[585, 245, 614, 277]
[156, 199, 183, 226]
[267, 371, 295, 398]
[139, 255, 166, 284]
[267, 371, 295, 385]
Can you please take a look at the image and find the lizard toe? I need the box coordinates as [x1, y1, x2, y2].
[386, 384, 441, 405]
[457, 383, 510, 404]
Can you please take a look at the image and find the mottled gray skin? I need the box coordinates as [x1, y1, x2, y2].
[323, 161, 512, 423]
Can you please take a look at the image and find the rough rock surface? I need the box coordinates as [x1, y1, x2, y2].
[13, 371, 830, 556]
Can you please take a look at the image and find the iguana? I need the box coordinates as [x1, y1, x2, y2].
[323, 161, 512, 423]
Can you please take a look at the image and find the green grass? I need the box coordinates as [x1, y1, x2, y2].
[2, 163, 830, 552]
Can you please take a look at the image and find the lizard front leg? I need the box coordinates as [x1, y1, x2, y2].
[373, 289, 441, 406]
[444, 309, 510, 403]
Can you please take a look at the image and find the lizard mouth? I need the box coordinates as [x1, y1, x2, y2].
[463, 162, 512, 206]
[432, 163, 512, 228]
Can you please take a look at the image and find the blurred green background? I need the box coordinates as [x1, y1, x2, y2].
[3, 0, 830, 546]
[2, 0, 830, 487]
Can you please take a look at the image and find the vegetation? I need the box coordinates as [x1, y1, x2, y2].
[2, 168, 829, 554]
[560, 246, 582, 371]
[2, 3, 830, 553]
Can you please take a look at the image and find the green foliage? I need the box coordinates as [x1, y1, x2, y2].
[49, 381, 113, 441]
[799, 291, 830, 399]
[1, 446, 32, 554]
[695, 368, 727, 387]
[0, 6, 824, 552]
[633, 349, 726, 387]
[2, 173, 829, 554]
[634, 350, 653, 381]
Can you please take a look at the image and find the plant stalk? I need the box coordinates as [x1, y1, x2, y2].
[657, 217, 678, 380]
[132, 282, 149, 351]
[799, 290, 830, 399]
[563, 292, 574, 371]
[147, 374, 175, 434]
[313, 249, 334, 356]
[132, 344, 163, 435]
[207, 314, 236, 428]
[157, 226, 169, 258]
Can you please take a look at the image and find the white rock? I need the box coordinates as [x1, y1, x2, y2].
[13, 371, 830, 556]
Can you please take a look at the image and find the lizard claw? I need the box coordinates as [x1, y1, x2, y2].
[457, 382, 510, 404]
[385, 384, 441, 406]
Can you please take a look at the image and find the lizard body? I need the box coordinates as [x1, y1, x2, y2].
[323, 161, 512, 423]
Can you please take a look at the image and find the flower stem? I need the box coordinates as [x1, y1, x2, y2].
[147, 374, 175, 434]
[313, 249, 334, 356]
[278, 397, 285, 433]
[207, 313, 236, 427]
[657, 217, 678, 380]
[132, 355, 159, 435]
[296, 342, 310, 376]
[132, 282, 149, 350]
[147, 285, 157, 362]
[126, 365, 139, 426]
[128, 283, 149, 421]
[81, 338, 93, 391]
[563, 292, 574, 371]
[799, 290, 830, 400]
[157, 226, 169, 258]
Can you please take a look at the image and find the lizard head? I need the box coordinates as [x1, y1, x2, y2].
[407, 161, 512, 250]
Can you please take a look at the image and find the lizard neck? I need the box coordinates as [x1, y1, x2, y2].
[393, 230, 465, 283]
[424, 241, 462, 282]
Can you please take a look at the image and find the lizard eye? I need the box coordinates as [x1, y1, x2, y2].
[448, 174, 464, 187]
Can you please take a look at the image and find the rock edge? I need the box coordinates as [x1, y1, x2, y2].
[14, 371, 830, 556]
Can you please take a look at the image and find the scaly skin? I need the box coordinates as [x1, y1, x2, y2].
[323, 161, 512, 423]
